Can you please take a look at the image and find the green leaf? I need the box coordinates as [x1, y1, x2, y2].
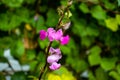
[24, 0, 35, 4]
[60, 0, 68, 6]
[105, 18, 118, 32]
[2, 0, 23, 8]
[38, 38, 48, 49]
[0, 37, 14, 49]
[37, 52, 45, 63]
[79, 3, 89, 13]
[72, 19, 87, 37]
[95, 67, 108, 80]
[11, 72, 26, 80]
[102, 0, 116, 10]
[90, 45, 101, 55]
[29, 61, 38, 71]
[100, 57, 117, 71]
[90, 5, 106, 20]
[0, 8, 29, 31]
[117, 64, 120, 74]
[109, 71, 120, 80]
[53, 66, 71, 75]
[26, 50, 36, 61]
[116, 14, 120, 25]
[49, 66, 76, 80]
[73, 59, 88, 72]
[60, 46, 71, 55]
[16, 40, 25, 57]
[67, 57, 88, 72]
[11, 40, 25, 58]
[86, 27, 99, 37]
[46, 9, 59, 26]
[31, 15, 45, 33]
[88, 0, 99, 4]
[88, 71, 96, 80]
[88, 54, 101, 66]
[81, 36, 94, 47]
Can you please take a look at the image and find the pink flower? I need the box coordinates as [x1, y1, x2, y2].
[49, 47, 61, 55]
[39, 30, 47, 40]
[54, 29, 63, 40]
[47, 28, 63, 41]
[47, 54, 62, 64]
[60, 35, 70, 45]
[49, 62, 61, 70]
[47, 28, 56, 41]
[47, 47, 62, 70]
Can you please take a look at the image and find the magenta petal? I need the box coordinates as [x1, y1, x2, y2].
[60, 35, 70, 45]
[49, 62, 61, 70]
[39, 30, 47, 40]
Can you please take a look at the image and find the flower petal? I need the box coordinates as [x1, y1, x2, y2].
[54, 29, 63, 40]
[47, 28, 56, 41]
[60, 35, 70, 45]
[47, 54, 62, 64]
[49, 62, 61, 70]
[49, 47, 61, 55]
[39, 30, 47, 40]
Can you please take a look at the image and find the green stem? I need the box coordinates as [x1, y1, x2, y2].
[38, 42, 52, 80]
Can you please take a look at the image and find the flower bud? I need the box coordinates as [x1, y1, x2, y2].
[63, 22, 71, 30]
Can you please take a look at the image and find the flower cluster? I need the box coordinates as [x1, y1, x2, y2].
[39, 27, 70, 70]
[39, 28, 70, 45]
[47, 47, 62, 70]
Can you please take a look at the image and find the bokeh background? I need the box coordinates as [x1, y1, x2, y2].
[0, 0, 120, 80]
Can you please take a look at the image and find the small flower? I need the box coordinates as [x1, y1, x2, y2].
[47, 28, 56, 41]
[47, 54, 62, 64]
[60, 35, 70, 45]
[54, 29, 63, 40]
[39, 30, 47, 40]
[49, 62, 61, 70]
[49, 47, 61, 55]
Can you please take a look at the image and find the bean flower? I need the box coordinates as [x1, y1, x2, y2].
[39, 27, 70, 45]
[39, 27, 70, 70]
[47, 47, 62, 70]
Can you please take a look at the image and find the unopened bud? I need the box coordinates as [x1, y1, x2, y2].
[63, 22, 71, 30]
[68, 0, 73, 6]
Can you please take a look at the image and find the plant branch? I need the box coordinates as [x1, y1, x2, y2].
[56, 3, 71, 30]
[38, 42, 52, 80]
[38, 1, 72, 80]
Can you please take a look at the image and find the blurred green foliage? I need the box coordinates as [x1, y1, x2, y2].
[0, 0, 120, 80]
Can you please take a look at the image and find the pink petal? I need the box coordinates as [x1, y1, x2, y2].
[49, 47, 61, 55]
[47, 54, 62, 64]
[54, 29, 63, 40]
[49, 62, 61, 70]
[47, 28, 56, 41]
[60, 35, 70, 45]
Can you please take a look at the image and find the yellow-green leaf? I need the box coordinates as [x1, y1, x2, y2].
[116, 14, 120, 25]
[105, 18, 118, 32]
